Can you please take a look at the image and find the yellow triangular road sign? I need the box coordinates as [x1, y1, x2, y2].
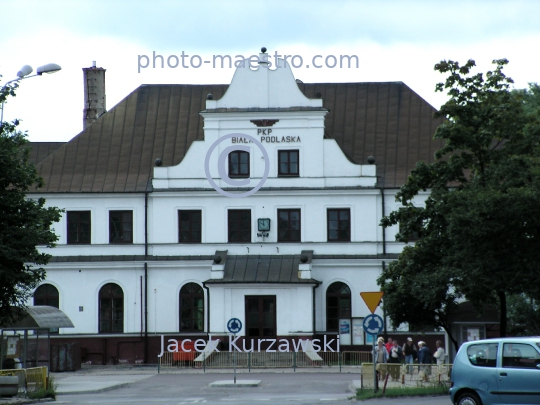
[360, 292, 384, 314]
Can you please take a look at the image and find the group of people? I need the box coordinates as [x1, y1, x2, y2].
[373, 337, 445, 377]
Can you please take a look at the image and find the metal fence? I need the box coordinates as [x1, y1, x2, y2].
[359, 363, 452, 389]
[158, 350, 452, 387]
[0, 366, 48, 395]
[158, 351, 373, 372]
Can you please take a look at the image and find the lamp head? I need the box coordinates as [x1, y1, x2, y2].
[37, 63, 61, 75]
[17, 65, 33, 78]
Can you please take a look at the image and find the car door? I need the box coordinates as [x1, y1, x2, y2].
[496, 342, 540, 404]
[459, 342, 500, 405]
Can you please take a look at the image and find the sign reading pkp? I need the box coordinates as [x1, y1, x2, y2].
[227, 318, 242, 334]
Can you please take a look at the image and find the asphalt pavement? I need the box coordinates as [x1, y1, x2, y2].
[0, 366, 451, 405]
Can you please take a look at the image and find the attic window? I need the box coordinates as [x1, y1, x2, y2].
[278, 150, 299, 177]
[229, 151, 250, 178]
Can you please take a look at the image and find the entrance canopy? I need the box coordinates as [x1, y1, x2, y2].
[8, 306, 74, 329]
[204, 251, 320, 284]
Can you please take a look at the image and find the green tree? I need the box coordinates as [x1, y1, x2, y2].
[516, 83, 540, 115]
[507, 294, 540, 336]
[0, 80, 62, 326]
[379, 59, 540, 341]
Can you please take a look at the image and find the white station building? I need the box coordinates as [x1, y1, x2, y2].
[28, 51, 448, 364]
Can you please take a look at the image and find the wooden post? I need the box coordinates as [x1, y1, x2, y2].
[382, 372, 390, 394]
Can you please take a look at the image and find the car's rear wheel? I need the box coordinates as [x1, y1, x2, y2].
[456, 391, 482, 405]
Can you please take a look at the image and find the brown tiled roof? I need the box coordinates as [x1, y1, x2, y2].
[29, 142, 65, 165]
[299, 82, 444, 188]
[35, 82, 444, 192]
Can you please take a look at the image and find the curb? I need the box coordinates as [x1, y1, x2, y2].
[349, 379, 361, 392]
[0, 398, 54, 405]
[56, 382, 131, 395]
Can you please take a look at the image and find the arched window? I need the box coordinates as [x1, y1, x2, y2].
[180, 283, 204, 332]
[34, 284, 60, 334]
[99, 283, 123, 333]
[326, 282, 351, 332]
[33, 284, 59, 308]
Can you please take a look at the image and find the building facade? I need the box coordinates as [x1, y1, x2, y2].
[29, 53, 444, 364]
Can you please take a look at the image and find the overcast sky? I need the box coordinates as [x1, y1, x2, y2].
[1, 0, 539, 142]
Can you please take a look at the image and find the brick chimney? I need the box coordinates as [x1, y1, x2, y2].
[82, 61, 106, 130]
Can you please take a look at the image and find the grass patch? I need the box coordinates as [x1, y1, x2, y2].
[27, 375, 57, 400]
[356, 384, 449, 401]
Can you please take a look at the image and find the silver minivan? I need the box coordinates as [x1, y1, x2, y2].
[450, 337, 540, 405]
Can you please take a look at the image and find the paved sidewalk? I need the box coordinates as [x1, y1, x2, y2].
[54, 373, 154, 395]
[0, 365, 363, 404]
[0, 367, 158, 404]
[49, 364, 361, 394]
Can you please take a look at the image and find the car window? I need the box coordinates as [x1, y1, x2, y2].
[467, 343, 498, 367]
[502, 343, 540, 369]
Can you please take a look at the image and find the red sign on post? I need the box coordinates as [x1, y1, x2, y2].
[360, 292, 384, 314]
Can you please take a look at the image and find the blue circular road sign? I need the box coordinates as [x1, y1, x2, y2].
[363, 314, 384, 335]
[227, 318, 242, 334]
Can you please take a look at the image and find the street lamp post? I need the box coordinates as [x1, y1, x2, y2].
[0, 63, 62, 123]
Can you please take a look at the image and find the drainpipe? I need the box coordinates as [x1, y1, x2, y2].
[382, 261, 387, 339]
[118, 192, 149, 364]
[312, 283, 320, 336]
[140, 276, 143, 337]
[380, 188, 386, 255]
[202, 282, 210, 335]
[144, 190, 149, 363]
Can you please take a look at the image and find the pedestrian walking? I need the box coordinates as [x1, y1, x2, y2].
[385, 337, 393, 355]
[374, 337, 389, 380]
[433, 340, 445, 366]
[402, 337, 417, 374]
[417, 341, 432, 382]
[388, 340, 402, 380]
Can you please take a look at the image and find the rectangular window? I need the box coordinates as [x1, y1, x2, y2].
[278, 209, 301, 242]
[228, 209, 251, 242]
[502, 343, 540, 369]
[228, 151, 250, 178]
[466, 343, 498, 367]
[278, 150, 299, 177]
[178, 210, 202, 243]
[245, 295, 276, 337]
[109, 211, 133, 244]
[67, 211, 91, 244]
[327, 208, 351, 241]
[99, 297, 124, 333]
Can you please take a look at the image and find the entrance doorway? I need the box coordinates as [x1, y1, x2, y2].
[245, 296, 276, 337]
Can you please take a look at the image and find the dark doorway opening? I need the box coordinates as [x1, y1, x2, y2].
[245, 296, 276, 337]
